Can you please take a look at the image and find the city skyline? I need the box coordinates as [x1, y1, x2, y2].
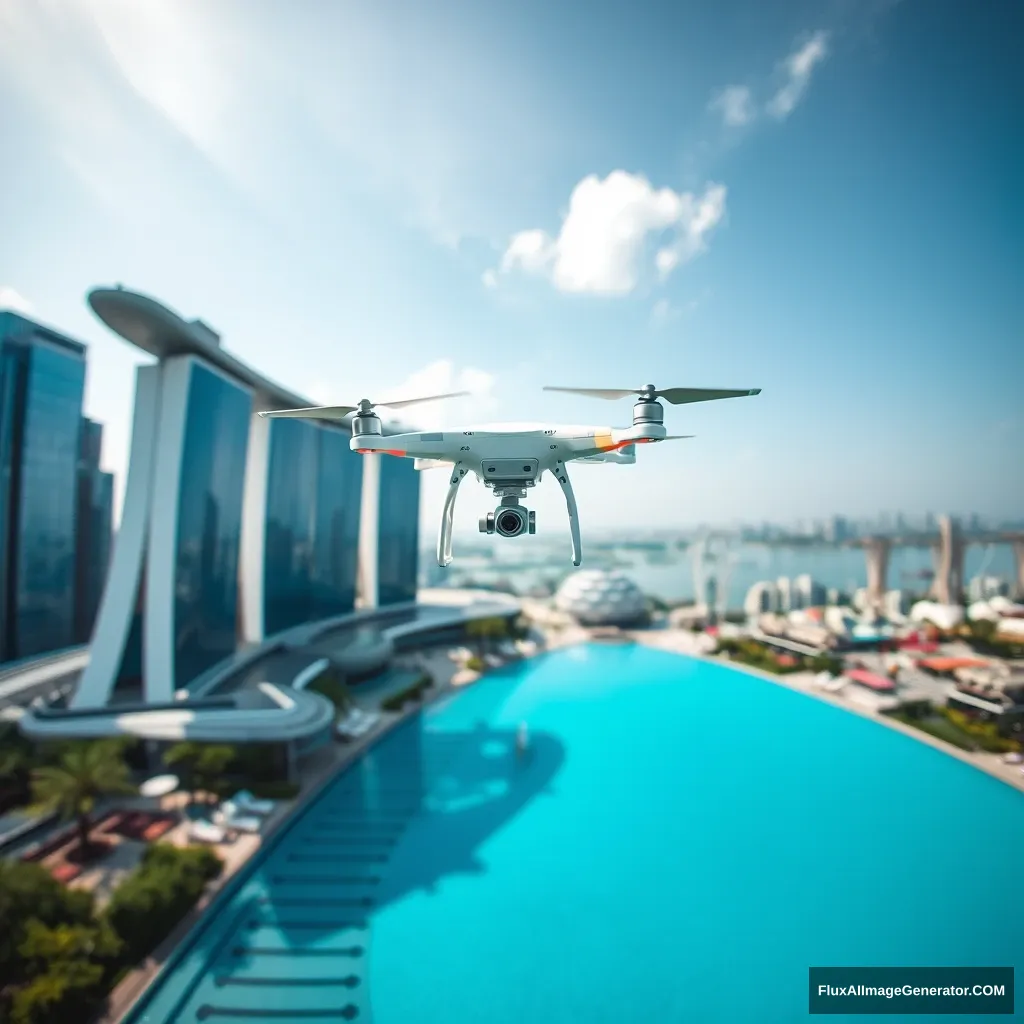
[1, 0, 1021, 535]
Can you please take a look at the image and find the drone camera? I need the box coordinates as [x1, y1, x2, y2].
[479, 506, 536, 537]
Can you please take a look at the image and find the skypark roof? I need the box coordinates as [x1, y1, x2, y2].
[88, 286, 415, 433]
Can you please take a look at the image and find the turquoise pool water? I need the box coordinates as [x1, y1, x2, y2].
[128, 644, 1024, 1023]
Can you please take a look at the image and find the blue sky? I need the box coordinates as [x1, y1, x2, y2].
[0, 0, 1021, 536]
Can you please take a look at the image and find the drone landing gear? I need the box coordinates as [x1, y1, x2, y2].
[552, 461, 582, 567]
[437, 461, 468, 567]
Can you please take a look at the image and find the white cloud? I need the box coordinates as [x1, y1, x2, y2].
[709, 85, 756, 127]
[0, 286, 34, 314]
[766, 31, 830, 120]
[491, 172, 727, 296]
[380, 360, 497, 430]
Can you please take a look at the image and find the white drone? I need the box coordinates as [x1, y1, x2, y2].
[259, 383, 761, 567]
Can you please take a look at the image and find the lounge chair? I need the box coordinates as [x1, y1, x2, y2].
[213, 803, 262, 834]
[336, 708, 381, 741]
[231, 790, 275, 815]
[335, 708, 364, 740]
[188, 819, 228, 844]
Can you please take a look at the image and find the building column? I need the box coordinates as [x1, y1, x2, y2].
[239, 408, 271, 644]
[357, 454, 381, 610]
[71, 366, 162, 709]
[143, 357, 194, 704]
[864, 537, 890, 610]
[1013, 541, 1024, 600]
[930, 514, 964, 606]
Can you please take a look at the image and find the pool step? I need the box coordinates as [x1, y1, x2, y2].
[195, 1006, 359, 1019]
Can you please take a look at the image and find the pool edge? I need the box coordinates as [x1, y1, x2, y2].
[101, 695, 434, 1024]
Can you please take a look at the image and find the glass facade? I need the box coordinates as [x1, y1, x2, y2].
[0, 314, 86, 661]
[74, 418, 114, 643]
[263, 419, 362, 636]
[173, 361, 251, 690]
[377, 455, 420, 606]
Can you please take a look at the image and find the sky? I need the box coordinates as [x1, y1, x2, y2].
[0, 0, 1021, 540]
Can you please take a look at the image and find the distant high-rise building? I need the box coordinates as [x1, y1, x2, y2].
[884, 589, 911, 620]
[793, 574, 827, 609]
[743, 580, 778, 618]
[74, 418, 114, 643]
[775, 576, 793, 613]
[825, 515, 849, 544]
[967, 575, 1009, 603]
[0, 312, 87, 662]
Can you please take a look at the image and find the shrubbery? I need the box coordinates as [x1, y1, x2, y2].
[305, 668, 351, 711]
[105, 844, 222, 963]
[937, 707, 1021, 754]
[885, 710, 977, 751]
[0, 846, 223, 1024]
[0, 860, 95, 988]
[381, 674, 433, 712]
[717, 638, 842, 677]
[247, 780, 301, 800]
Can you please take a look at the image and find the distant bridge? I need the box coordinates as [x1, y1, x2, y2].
[710, 518, 1024, 607]
[842, 518, 1024, 606]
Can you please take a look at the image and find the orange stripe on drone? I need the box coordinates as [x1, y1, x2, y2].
[596, 437, 655, 452]
[355, 448, 406, 457]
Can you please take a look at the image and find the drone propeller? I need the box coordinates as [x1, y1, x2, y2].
[544, 384, 761, 405]
[259, 391, 470, 421]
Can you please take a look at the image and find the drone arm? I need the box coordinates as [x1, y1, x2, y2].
[437, 462, 468, 567]
[351, 433, 444, 458]
[551, 462, 582, 566]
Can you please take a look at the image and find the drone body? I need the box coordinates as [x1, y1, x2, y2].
[259, 384, 761, 567]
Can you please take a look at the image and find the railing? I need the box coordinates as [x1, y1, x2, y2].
[0, 644, 88, 683]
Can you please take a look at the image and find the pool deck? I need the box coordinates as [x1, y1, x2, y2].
[100, 646, 465, 1024]
[628, 628, 1024, 797]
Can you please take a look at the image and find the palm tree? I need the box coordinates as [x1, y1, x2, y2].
[31, 740, 136, 858]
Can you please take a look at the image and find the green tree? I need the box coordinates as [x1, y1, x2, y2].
[968, 618, 997, 643]
[0, 860, 95, 986]
[31, 741, 136, 857]
[8, 958, 107, 1024]
[164, 743, 237, 804]
[17, 918, 121, 976]
[465, 616, 509, 653]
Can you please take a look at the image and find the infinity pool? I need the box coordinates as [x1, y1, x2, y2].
[128, 644, 1024, 1023]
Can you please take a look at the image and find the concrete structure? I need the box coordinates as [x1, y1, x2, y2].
[851, 515, 1024, 608]
[13, 286, 427, 747]
[743, 581, 778, 618]
[16, 590, 522, 743]
[775, 576, 793, 614]
[931, 514, 965, 605]
[792, 574, 827, 609]
[884, 589, 912, 621]
[554, 569, 647, 626]
[968, 575, 1010, 603]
